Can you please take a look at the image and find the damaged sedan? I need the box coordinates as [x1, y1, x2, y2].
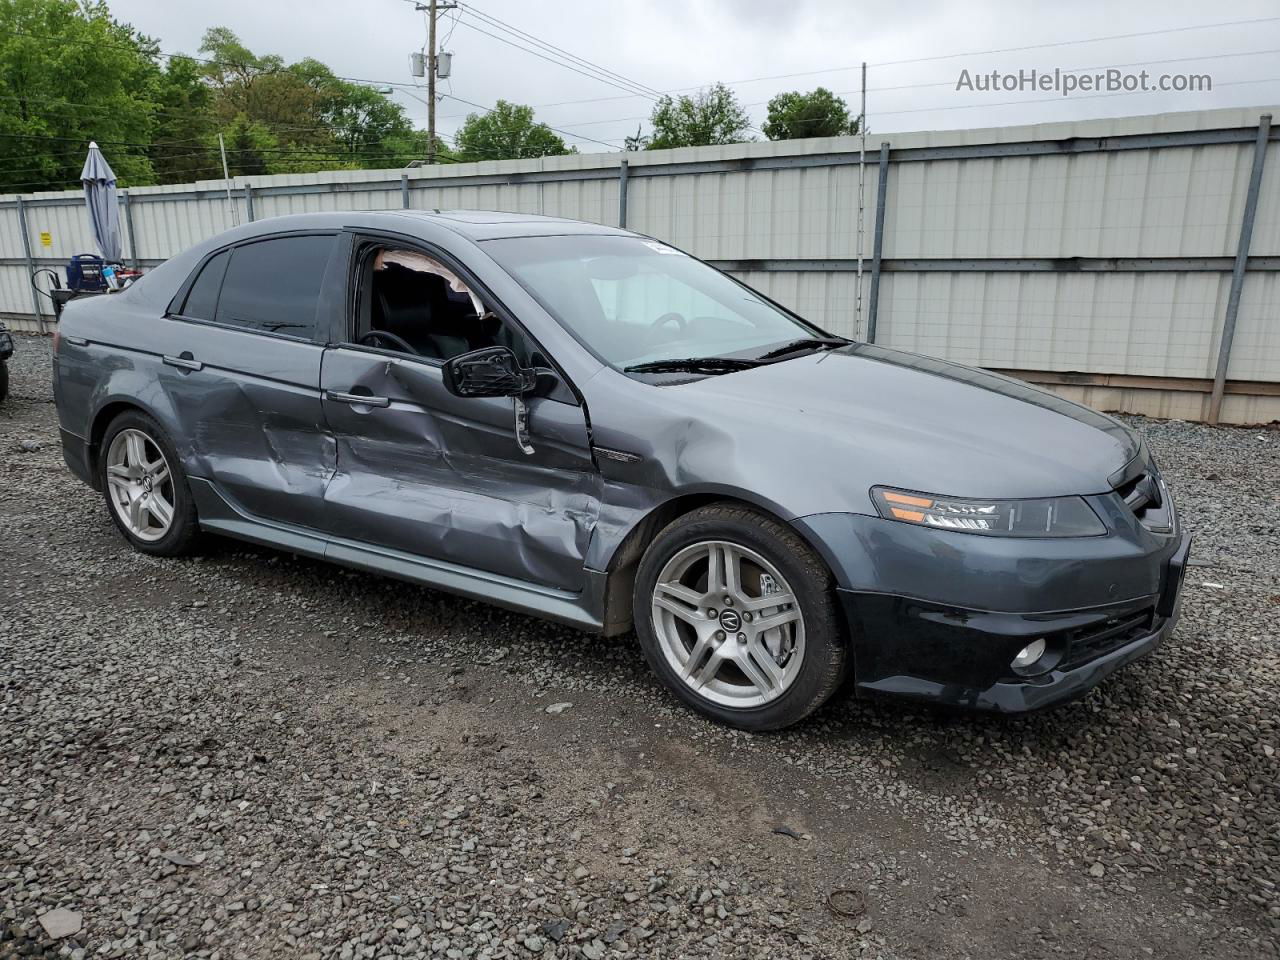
[52, 211, 1189, 730]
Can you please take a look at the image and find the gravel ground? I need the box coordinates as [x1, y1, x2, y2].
[1, 332, 1277, 960]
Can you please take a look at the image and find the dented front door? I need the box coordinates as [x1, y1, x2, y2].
[318, 347, 600, 591]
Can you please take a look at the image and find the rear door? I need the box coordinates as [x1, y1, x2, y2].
[160, 232, 343, 528]
[317, 234, 601, 591]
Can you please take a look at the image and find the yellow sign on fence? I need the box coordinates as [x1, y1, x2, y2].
[38, 231, 51, 247]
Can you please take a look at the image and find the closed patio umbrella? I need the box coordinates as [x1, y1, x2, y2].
[80, 141, 121, 262]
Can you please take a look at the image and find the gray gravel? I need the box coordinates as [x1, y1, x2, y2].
[1, 333, 1277, 959]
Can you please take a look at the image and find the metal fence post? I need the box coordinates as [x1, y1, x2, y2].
[120, 190, 140, 268]
[1208, 113, 1271, 425]
[401, 173, 411, 209]
[15, 196, 46, 333]
[866, 142, 891, 344]
[243, 182, 256, 222]
[618, 159, 629, 229]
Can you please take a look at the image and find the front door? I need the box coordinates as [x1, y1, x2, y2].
[317, 238, 600, 591]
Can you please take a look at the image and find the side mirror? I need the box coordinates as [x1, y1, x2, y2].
[442, 346, 536, 398]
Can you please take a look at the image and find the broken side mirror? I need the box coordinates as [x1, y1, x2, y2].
[442, 346, 536, 398]
[442, 346, 538, 456]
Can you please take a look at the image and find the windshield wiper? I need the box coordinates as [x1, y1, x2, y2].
[623, 356, 762, 374]
[754, 337, 850, 361]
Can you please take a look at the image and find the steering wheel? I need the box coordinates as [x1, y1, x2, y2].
[359, 330, 420, 355]
[652, 311, 687, 332]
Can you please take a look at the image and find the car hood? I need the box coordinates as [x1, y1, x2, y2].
[634, 343, 1140, 509]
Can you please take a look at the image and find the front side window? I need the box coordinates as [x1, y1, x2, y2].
[354, 244, 531, 363]
[214, 234, 334, 339]
[483, 235, 822, 369]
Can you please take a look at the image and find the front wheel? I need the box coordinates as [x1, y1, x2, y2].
[633, 504, 847, 731]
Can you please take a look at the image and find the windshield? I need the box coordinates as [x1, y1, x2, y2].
[483, 235, 824, 368]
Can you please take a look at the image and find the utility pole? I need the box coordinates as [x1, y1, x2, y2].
[218, 133, 239, 227]
[427, 0, 438, 164]
[855, 62, 867, 336]
[412, 0, 456, 164]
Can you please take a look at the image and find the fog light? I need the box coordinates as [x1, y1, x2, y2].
[1012, 638, 1047, 670]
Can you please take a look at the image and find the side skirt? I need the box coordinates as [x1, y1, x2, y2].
[188, 477, 605, 633]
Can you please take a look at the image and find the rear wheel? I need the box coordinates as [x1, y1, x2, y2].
[98, 411, 200, 556]
[0, 360, 8, 403]
[633, 503, 846, 731]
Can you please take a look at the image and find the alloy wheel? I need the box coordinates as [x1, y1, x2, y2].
[650, 539, 806, 708]
[105, 428, 176, 542]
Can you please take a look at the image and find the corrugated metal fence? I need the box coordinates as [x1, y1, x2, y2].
[3, 105, 1278, 424]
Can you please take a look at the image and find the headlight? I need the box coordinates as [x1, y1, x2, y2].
[871, 486, 1105, 537]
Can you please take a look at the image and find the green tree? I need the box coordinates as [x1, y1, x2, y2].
[309, 70, 417, 166]
[221, 114, 276, 177]
[0, 0, 160, 192]
[198, 26, 283, 114]
[148, 55, 218, 183]
[197, 30, 420, 172]
[646, 83, 751, 150]
[763, 87, 859, 140]
[454, 100, 572, 162]
[199, 28, 323, 156]
[0, 8, 437, 193]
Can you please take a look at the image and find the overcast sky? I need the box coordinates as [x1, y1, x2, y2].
[108, 0, 1280, 153]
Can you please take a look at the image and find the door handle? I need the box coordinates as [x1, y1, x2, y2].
[326, 389, 391, 408]
[163, 354, 203, 371]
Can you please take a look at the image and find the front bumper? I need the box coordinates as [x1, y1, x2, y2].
[836, 532, 1190, 712]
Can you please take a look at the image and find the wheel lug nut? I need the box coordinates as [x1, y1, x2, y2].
[723, 596, 734, 606]
[714, 630, 726, 641]
[707, 609, 717, 618]
[737, 633, 747, 644]
[743, 612, 753, 622]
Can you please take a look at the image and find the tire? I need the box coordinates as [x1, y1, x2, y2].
[97, 410, 201, 557]
[0, 360, 8, 404]
[633, 503, 847, 731]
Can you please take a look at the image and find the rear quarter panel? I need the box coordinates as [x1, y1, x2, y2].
[55, 293, 189, 474]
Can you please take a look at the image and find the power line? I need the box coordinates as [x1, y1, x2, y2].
[851, 46, 1280, 97]
[872, 15, 1280, 68]
[870, 74, 1280, 118]
[476, 44, 1280, 136]
[455, 3, 661, 98]
[452, 15, 658, 101]
[470, 46, 1280, 135]
[419, 91, 624, 150]
[443, 14, 1280, 116]
[4, 28, 428, 92]
[3, 17, 640, 164]
[0, 131, 204, 148]
[0, 91, 367, 139]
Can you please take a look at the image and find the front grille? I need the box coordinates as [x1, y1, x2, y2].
[1061, 607, 1155, 668]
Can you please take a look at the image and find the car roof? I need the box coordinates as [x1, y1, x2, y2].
[224, 210, 635, 243]
[105, 210, 639, 316]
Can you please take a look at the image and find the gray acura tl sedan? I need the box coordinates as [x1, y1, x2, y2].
[52, 211, 1190, 730]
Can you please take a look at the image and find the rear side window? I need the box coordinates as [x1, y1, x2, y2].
[180, 249, 229, 321]
[214, 235, 334, 339]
